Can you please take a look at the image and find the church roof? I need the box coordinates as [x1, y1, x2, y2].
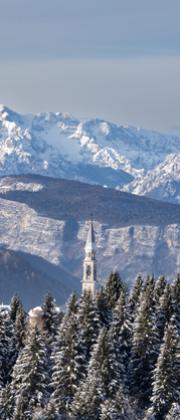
[85, 220, 95, 252]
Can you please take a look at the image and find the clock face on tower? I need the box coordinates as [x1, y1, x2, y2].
[86, 265, 91, 277]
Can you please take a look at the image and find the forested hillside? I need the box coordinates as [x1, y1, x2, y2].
[0, 273, 179, 419]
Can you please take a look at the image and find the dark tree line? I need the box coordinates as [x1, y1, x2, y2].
[0, 272, 179, 419]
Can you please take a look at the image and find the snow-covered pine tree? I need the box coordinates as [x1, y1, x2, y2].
[12, 394, 27, 420]
[96, 286, 111, 327]
[71, 327, 122, 419]
[32, 404, 63, 420]
[176, 335, 180, 399]
[105, 271, 125, 311]
[50, 293, 79, 367]
[0, 384, 11, 420]
[116, 291, 132, 367]
[76, 291, 100, 364]
[171, 274, 180, 330]
[154, 276, 167, 306]
[128, 274, 143, 324]
[42, 293, 61, 346]
[165, 402, 180, 419]
[49, 312, 86, 417]
[156, 284, 173, 342]
[129, 277, 160, 407]
[67, 292, 79, 316]
[5, 318, 18, 385]
[15, 304, 27, 350]
[100, 384, 136, 420]
[109, 289, 132, 388]
[100, 398, 120, 420]
[9, 295, 27, 365]
[143, 275, 155, 299]
[8, 327, 50, 419]
[146, 318, 180, 419]
[10, 295, 24, 323]
[0, 311, 17, 388]
[32, 400, 66, 420]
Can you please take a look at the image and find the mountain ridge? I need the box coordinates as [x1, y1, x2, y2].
[0, 174, 179, 226]
[0, 105, 179, 201]
[123, 153, 180, 204]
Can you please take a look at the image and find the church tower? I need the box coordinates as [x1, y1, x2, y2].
[82, 220, 97, 296]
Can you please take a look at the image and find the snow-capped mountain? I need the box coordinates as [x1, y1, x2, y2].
[76, 119, 180, 173]
[123, 153, 180, 204]
[0, 105, 180, 195]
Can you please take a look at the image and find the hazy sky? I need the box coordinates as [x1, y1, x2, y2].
[0, 0, 180, 132]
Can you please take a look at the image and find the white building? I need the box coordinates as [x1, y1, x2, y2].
[82, 220, 97, 297]
[28, 306, 44, 329]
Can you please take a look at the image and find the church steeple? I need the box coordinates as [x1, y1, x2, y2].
[82, 220, 97, 296]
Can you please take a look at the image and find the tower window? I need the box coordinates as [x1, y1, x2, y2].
[86, 265, 91, 277]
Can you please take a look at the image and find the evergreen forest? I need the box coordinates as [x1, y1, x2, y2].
[0, 272, 179, 420]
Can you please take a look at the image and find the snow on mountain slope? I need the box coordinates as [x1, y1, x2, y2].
[0, 106, 71, 179]
[0, 105, 180, 192]
[123, 154, 180, 204]
[76, 119, 180, 172]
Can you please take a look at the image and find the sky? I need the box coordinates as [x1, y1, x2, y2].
[0, 0, 180, 132]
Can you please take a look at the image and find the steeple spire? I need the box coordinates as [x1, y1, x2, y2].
[82, 220, 97, 296]
[85, 220, 95, 253]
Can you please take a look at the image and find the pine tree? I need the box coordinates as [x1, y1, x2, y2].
[116, 291, 132, 367]
[76, 291, 100, 364]
[50, 294, 78, 368]
[42, 293, 62, 346]
[147, 318, 180, 419]
[32, 401, 63, 420]
[8, 327, 50, 419]
[176, 336, 180, 398]
[67, 292, 79, 316]
[100, 398, 120, 420]
[15, 304, 27, 350]
[156, 284, 173, 341]
[129, 278, 160, 406]
[165, 402, 180, 419]
[71, 327, 121, 419]
[109, 290, 131, 388]
[10, 295, 24, 323]
[171, 274, 180, 330]
[128, 275, 143, 324]
[143, 276, 155, 296]
[0, 311, 17, 388]
[9, 295, 27, 366]
[105, 271, 125, 311]
[49, 312, 86, 416]
[96, 286, 111, 327]
[0, 384, 11, 420]
[36, 405, 60, 420]
[154, 276, 166, 306]
[12, 395, 27, 420]
[100, 385, 136, 420]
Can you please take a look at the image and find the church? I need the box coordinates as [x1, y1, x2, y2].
[82, 220, 97, 297]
